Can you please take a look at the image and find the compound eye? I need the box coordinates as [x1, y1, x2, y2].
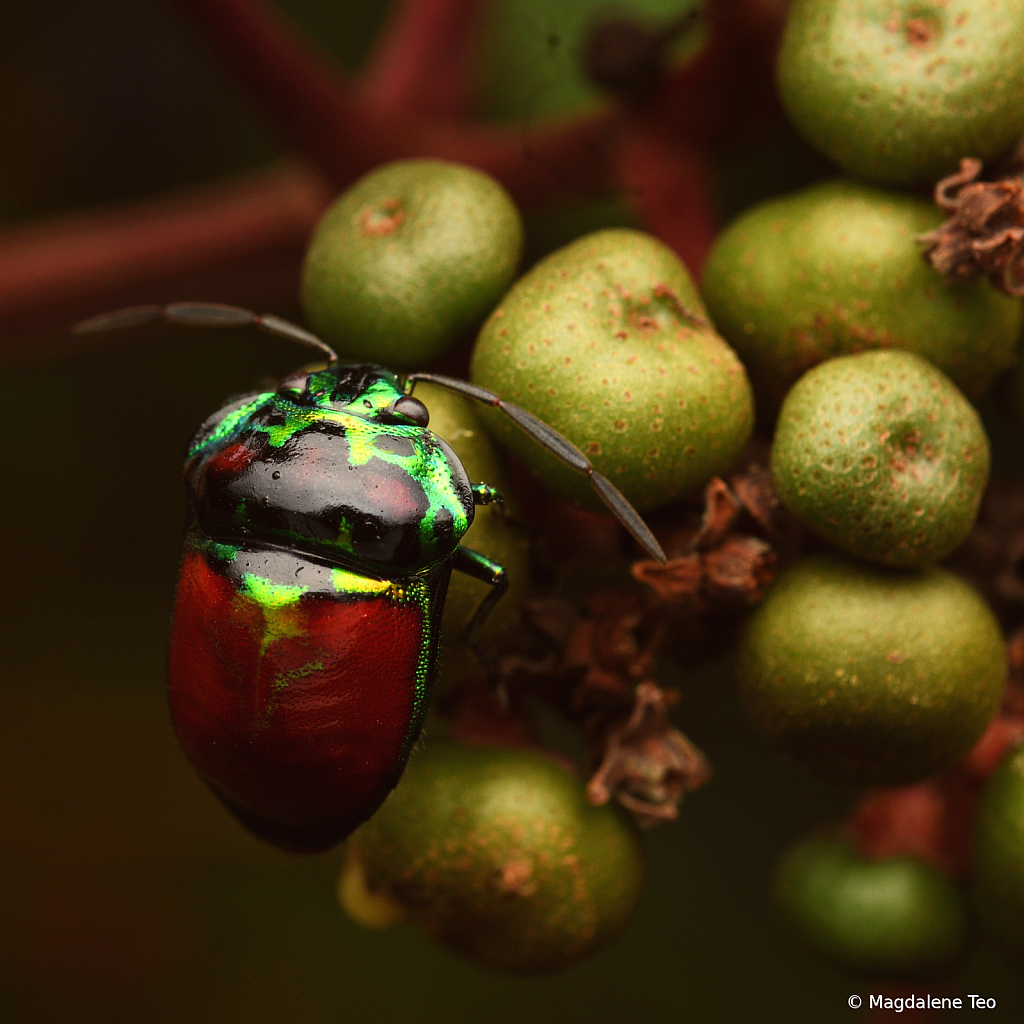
[392, 395, 430, 427]
[277, 371, 309, 394]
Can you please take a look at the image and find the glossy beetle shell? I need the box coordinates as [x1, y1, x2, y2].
[168, 364, 475, 851]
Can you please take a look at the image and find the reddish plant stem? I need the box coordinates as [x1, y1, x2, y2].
[170, 0, 620, 207]
[644, 0, 787, 145]
[604, 0, 786, 272]
[615, 119, 718, 277]
[171, 0, 379, 183]
[360, 0, 485, 118]
[0, 162, 330, 352]
[848, 773, 976, 879]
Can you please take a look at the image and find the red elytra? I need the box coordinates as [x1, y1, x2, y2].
[168, 543, 441, 852]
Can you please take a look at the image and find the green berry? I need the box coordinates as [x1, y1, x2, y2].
[345, 740, 644, 973]
[777, 0, 1024, 185]
[470, 228, 754, 511]
[776, 834, 970, 978]
[737, 554, 1005, 786]
[701, 179, 1021, 418]
[771, 350, 989, 567]
[301, 159, 524, 368]
[973, 742, 1024, 967]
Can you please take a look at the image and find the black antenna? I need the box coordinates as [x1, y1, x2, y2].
[73, 302, 340, 362]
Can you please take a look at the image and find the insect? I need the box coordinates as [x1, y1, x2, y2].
[75, 303, 666, 853]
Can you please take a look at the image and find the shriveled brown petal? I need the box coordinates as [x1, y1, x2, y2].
[934, 157, 983, 212]
[918, 221, 979, 280]
[631, 554, 703, 603]
[594, 620, 645, 674]
[920, 158, 1024, 295]
[703, 536, 776, 602]
[587, 682, 711, 825]
[730, 463, 779, 536]
[568, 591, 661, 675]
[690, 477, 741, 551]
[561, 618, 599, 672]
[957, 180, 1022, 233]
[972, 225, 1024, 272]
[573, 666, 637, 710]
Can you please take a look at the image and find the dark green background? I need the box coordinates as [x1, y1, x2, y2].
[0, 2, 1020, 1020]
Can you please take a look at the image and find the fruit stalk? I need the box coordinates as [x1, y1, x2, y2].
[359, 0, 483, 117]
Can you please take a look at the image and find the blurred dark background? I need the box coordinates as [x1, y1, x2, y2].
[0, 2, 1021, 1021]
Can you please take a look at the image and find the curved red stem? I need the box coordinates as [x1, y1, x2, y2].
[360, 0, 485, 118]
[169, 0, 621, 207]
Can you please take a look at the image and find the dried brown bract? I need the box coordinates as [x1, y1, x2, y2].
[456, 467, 785, 826]
[918, 157, 1024, 296]
[730, 463, 780, 537]
[631, 470, 778, 608]
[564, 591, 665, 708]
[546, 586, 715, 824]
[587, 682, 712, 826]
[703, 535, 775, 600]
[484, 589, 712, 824]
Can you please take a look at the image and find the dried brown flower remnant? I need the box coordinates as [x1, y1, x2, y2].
[691, 477, 741, 551]
[631, 471, 778, 607]
[587, 682, 712, 826]
[918, 157, 1024, 296]
[631, 555, 704, 604]
[487, 590, 711, 824]
[703, 535, 774, 600]
[455, 466, 785, 827]
[564, 592, 665, 708]
[554, 595, 712, 823]
[730, 463, 780, 537]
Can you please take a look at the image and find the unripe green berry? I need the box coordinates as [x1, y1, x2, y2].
[738, 554, 1005, 786]
[470, 228, 754, 511]
[776, 834, 970, 978]
[973, 743, 1024, 967]
[771, 350, 989, 567]
[702, 179, 1021, 419]
[301, 159, 524, 368]
[345, 740, 644, 973]
[778, 0, 1024, 185]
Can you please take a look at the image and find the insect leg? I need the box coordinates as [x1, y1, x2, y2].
[407, 372, 666, 563]
[451, 546, 510, 679]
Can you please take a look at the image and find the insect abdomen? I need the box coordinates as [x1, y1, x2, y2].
[168, 534, 443, 851]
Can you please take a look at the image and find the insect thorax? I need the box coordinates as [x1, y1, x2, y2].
[185, 364, 475, 574]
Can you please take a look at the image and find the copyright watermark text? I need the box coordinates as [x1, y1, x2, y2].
[847, 994, 998, 1011]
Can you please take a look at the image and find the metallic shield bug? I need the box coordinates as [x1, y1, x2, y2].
[75, 303, 666, 853]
